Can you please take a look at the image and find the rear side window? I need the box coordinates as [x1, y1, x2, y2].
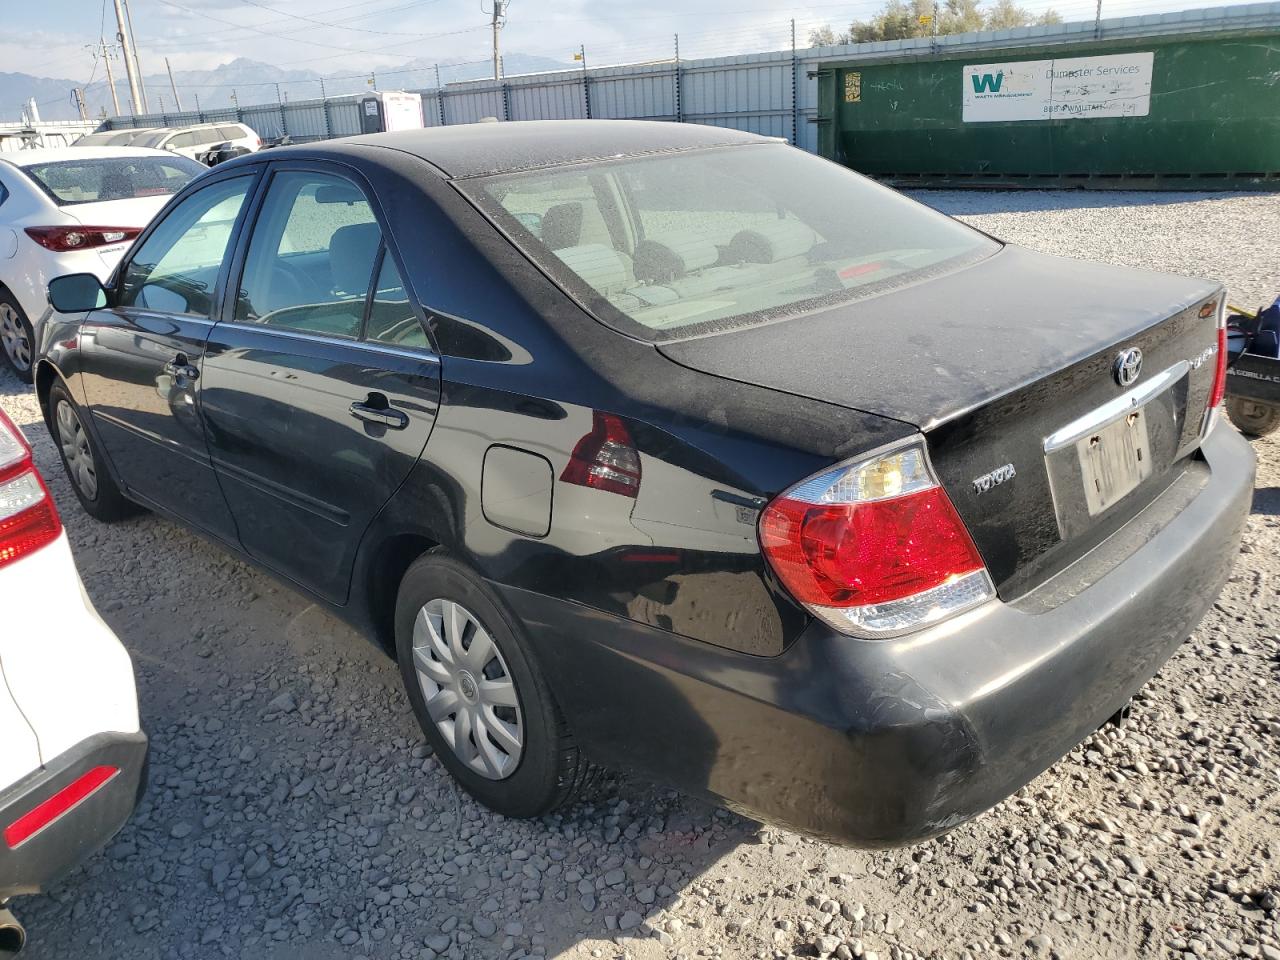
[218, 125, 247, 141]
[234, 171, 381, 339]
[468, 143, 998, 341]
[365, 253, 428, 349]
[19, 156, 203, 205]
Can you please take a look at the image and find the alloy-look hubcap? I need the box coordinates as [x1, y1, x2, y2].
[55, 400, 98, 500]
[0, 304, 30, 373]
[411, 598, 523, 780]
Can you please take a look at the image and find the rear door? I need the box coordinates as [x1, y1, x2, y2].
[200, 162, 440, 603]
[78, 171, 258, 543]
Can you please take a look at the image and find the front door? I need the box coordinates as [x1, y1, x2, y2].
[200, 165, 441, 603]
[78, 173, 257, 543]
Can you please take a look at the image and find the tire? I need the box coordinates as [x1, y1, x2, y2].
[395, 551, 596, 818]
[1226, 396, 1280, 438]
[48, 381, 141, 522]
[0, 292, 34, 384]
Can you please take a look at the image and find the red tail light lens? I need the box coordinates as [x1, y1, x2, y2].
[4, 765, 119, 848]
[760, 440, 994, 638]
[1200, 299, 1228, 438]
[24, 225, 141, 252]
[0, 408, 62, 570]
[560, 412, 641, 498]
[1208, 323, 1228, 410]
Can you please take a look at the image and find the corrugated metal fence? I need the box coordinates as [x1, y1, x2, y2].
[103, 1, 1280, 156]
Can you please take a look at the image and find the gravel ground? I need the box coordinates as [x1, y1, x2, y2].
[3, 189, 1280, 960]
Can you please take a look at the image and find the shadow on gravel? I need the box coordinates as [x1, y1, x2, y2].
[1252, 486, 1280, 517]
[0, 365, 755, 960]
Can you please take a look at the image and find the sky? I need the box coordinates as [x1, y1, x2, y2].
[5, 0, 1242, 86]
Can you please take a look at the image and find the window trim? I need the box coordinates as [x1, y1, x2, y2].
[111, 169, 263, 322]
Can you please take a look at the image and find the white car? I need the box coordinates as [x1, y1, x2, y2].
[0, 407, 146, 951]
[128, 123, 261, 161]
[0, 146, 205, 383]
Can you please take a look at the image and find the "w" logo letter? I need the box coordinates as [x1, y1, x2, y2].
[971, 72, 1004, 93]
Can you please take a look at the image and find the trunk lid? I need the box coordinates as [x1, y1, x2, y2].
[658, 245, 1224, 596]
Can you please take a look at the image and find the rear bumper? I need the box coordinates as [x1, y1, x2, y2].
[502, 423, 1255, 846]
[0, 731, 148, 899]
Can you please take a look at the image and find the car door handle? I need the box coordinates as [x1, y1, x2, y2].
[163, 355, 199, 381]
[349, 397, 409, 430]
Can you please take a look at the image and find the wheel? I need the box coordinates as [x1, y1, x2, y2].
[48, 381, 141, 522]
[1226, 397, 1280, 438]
[0, 293, 34, 384]
[395, 551, 596, 818]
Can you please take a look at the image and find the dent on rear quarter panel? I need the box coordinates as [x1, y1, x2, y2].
[350, 149, 913, 655]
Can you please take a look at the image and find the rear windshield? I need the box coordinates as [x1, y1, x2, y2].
[130, 130, 172, 148]
[467, 143, 997, 340]
[20, 156, 204, 205]
[75, 131, 138, 146]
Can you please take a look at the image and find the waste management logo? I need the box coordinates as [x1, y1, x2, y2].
[971, 71, 1005, 93]
[962, 52, 1153, 123]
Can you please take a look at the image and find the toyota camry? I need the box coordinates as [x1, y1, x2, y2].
[34, 121, 1253, 846]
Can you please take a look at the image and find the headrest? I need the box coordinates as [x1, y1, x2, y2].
[541, 202, 584, 250]
[553, 244, 631, 295]
[633, 234, 720, 283]
[329, 222, 381, 295]
[728, 220, 818, 263]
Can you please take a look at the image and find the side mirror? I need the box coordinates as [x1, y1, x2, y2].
[48, 274, 108, 313]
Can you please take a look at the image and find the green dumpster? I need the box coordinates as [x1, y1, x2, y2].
[816, 29, 1280, 188]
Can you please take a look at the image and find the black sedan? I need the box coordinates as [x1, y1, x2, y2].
[35, 121, 1254, 846]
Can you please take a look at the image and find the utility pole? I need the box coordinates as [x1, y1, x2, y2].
[122, 0, 148, 112]
[165, 57, 183, 111]
[100, 40, 121, 116]
[1094, 0, 1103, 37]
[490, 0, 507, 82]
[72, 88, 89, 122]
[111, 0, 144, 115]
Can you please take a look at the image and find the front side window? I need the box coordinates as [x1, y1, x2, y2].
[234, 171, 381, 339]
[19, 156, 204, 205]
[119, 176, 252, 317]
[467, 143, 998, 340]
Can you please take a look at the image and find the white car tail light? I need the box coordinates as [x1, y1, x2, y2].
[24, 225, 141, 252]
[0, 408, 61, 570]
[759, 439, 995, 638]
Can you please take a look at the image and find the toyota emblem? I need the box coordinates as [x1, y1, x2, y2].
[1114, 348, 1143, 387]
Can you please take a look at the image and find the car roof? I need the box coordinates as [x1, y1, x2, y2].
[336, 119, 772, 179]
[0, 145, 180, 166]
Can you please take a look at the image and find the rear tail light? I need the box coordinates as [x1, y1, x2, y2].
[560, 412, 641, 498]
[760, 439, 995, 638]
[24, 226, 141, 252]
[4, 765, 119, 848]
[0, 408, 62, 570]
[1203, 298, 1228, 436]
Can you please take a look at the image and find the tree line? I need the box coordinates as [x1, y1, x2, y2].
[808, 0, 1063, 45]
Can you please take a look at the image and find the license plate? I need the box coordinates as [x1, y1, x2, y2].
[1076, 407, 1152, 516]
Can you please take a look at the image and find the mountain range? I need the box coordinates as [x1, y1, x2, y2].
[3, 53, 574, 123]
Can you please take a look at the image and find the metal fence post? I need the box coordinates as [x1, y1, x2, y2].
[790, 19, 798, 145]
[674, 33, 683, 123]
[501, 81, 510, 121]
[320, 79, 331, 138]
[435, 64, 446, 126]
